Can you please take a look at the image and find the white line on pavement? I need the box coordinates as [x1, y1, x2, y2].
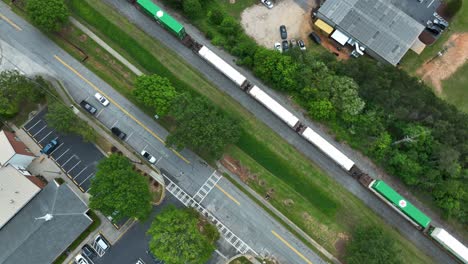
[25, 119, 42, 131]
[67, 160, 82, 174]
[74, 166, 88, 179]
[55, 148, 70, 161]
[49, 143, 63, 156]
[61, 155, 76, 167]
[32, 125, 47, 137]
[38, 130, 53, 143]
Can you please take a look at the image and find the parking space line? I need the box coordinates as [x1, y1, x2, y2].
[215, 185, 240, 206]
[53, 55, 191, 164]
[49, 143, 64, 156]
[32, 125, 47, 137]
[96, 108, 104, 118]
[125, 131, 134, 142]
[61, 155, 76, 167]
[271, 230, 312, 264]
[25, 119, 42, 131]
[73, 166, 88, 179]
[55, 149, 70, 161]
[67, 160, 82, 173]
[111, 120, 118, 128]
[38, 130, 53, 143]
[79, 173, 94, 185]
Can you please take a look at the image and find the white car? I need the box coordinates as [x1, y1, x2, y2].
[94, 92, 110, 106]
[94, 234, 110, 251]
[261, 0, 273, 9]
[75, 254, 89, 264]
[274, 42, 282, 52]
[141, 150, 157, 164]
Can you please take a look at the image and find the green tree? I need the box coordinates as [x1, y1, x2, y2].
[26, 0, 69, 32]
[389, 152, 422, 185]
[183, 0, 203, 19]
[371, 132, 392, 160]
[253, 48, 299, 91]
[89, 154, 152, 222]
[147, 206, 216, 264]
[346, 225, 402, 264]
[218, 16, 242, 37]
[46, 102, 96, 142]
[308, 99, 335, 121]
[324, 75, 365, 117]
[166, 93, 240, 158]
[208, 8, 225, 25]
[133, 74, 177, 116]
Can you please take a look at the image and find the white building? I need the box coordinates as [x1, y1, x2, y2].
[0, 130, 35, 172]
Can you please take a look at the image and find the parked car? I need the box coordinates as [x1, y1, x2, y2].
[426, 26, 441, 36]
[111, 127, 127, 140]
[289, 38, 297, 48]
[141, 150, 157, 164]
[279, 25, 287, 40]
[94, 92, 110, 106]
[281, 40, 289, 51]
[94, 234, 110, 251]
[309, 32, 321, 44]
[40, 139, 58, 155]
[81, 244, 97, 259]
[274, 42, 282, 52]
[260, 0, 273, 9]
[298, 39, 306, 50]
[75, 254, 89, 264]
[80, 100, 97, 115]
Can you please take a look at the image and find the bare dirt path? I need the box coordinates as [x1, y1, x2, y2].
[240, 0, 316, 48]
[416, 33, 468, 94]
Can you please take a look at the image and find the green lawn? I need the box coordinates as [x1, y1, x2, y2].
[219, 0, 257, 18]
[13, 0, 435, 262]
[441, 62, 468, 112]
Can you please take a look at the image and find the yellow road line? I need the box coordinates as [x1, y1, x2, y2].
[53, 55, 190, 164]
[215, 184, 240, 205]
[0, 13, 22, 31]
[271, 230, 312, 264]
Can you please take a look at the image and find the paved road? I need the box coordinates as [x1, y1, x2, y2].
[100, 0, 456, 263]
[0, 3, 327, 264]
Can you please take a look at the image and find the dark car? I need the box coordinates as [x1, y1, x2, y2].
[80, 100, 97, 115]
[309, 32, 321, 44]
[40, 139, 58, 154]
[82, 244, 97, 259]
[426, 26, 441, 36]
[298, 39, 306, 50]
[111, 127, 127, 140]
[280, 25, 287, 40]
[282, 40, 289, 51]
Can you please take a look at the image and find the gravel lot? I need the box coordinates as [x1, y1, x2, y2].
[241, 0, 317, 48]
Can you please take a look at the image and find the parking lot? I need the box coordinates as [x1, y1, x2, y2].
[23, 109, 104, 192]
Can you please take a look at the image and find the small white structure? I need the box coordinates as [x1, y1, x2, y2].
[331, 29, 350, 46]
[0, 130, 35, 171]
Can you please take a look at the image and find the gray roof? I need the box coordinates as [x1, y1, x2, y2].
[318, 0, 425, 65]
[0, 182, 92, 264]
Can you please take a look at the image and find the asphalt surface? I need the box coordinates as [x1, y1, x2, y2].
[0, 3, 327, 264]
[23, 108, 104, 192]
[99, 0, 456, 263]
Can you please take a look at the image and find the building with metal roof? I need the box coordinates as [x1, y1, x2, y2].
[0, 181, 92, 264]
[316, 0, 432, 65]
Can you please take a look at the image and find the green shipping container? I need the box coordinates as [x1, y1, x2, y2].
[371, 180, 431, 229]
[137, 0, 186, 39]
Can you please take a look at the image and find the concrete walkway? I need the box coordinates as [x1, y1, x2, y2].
[70, 17, 144, 76]
[218, 162, 340, 264]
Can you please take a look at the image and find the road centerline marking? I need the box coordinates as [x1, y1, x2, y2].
[0, 13, 22, 31]
[53, 55, 190, 164]
[215, 184, 240, 206]
[271, 230, 312, 264]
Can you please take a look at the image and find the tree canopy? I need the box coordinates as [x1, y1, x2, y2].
[345, 226, 402, 264]
[46, 102, 96, 142]
[26, 0, 69, 32]
[133, 74, 177, 116]
[147, 206, 216, 264]
[0, 70, 43, 117]
[166, 93, 241, 159]
[89, 154, 152, 222]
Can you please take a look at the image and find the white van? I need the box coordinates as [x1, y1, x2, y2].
[94, 234, 110, 251]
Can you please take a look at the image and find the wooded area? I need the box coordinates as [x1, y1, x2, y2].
[161, 0, 468, 225]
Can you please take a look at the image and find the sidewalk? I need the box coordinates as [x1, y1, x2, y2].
[217, 162, 340, 264]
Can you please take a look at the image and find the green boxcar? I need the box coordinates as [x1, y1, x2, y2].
[371, 180, 431, 229]
[136, 0, 186, 39]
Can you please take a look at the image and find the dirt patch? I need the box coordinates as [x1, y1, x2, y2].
[240, 0, 317, 47]
[416, 33, 468, 94]
[221, 154, 252, 182]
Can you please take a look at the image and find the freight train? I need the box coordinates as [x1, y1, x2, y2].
[131, 0, 468, 262]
